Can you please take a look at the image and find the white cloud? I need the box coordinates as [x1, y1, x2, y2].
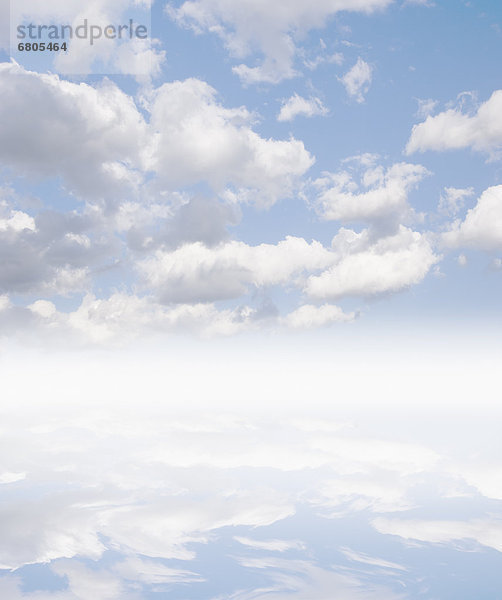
[340, 58, 373, 103]
[314, 162, 429, 224]
[305, 226, 439, 300]
[0, 207, 36, 233]
[340, 548, 407, 571]
[2, 290, 356, 344]
[372, 517, 502, 553]
[234, 537, 305, 553]
[281, 304, 355, 329]
[302, 50, 344, 71]
[167, 0, 393, 84]
[404, 0, 435, 6]
[0, 348, 499, 593]
[144, 78, 314, 206]
[102, 496, 295, 562]
[415, 98, 438, 119]
[0, 65, 312, 207]
[443, 185, 502, 250]
[0, 471, 26, 484]
[1, 292, 265, 344]
[113, 556, 203, 585]
[227, 557, 404, 600]
[0, 226, 96, 296]
[0, 495, 106, 569]
[51, 561, 127, 600]
[277, 94, 328, 122]
[313, 476, 415, 514]
[438, 186, 474, 216]
[0, 226, 439, 341]
[0, 62, 147, 199]
[56, 293, 260, 342]
[453, 464, 502, 501]
[406, 89, 502, 158]
[138, 237, 333, 304]
[0, 196, 115, 297]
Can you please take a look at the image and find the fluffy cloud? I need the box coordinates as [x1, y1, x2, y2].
[0, 226, 438, 342]
[0, 205, 112, 296]
[406, 90, 502, 158]
[0, 61, 147, 199]
[126, 196, 240, 253]
[12, 293, 262, 343]
[277, 94, 328, 122]
[167, 0, 393, 84]
[442, 185, 502, 250]
[340, 58, 373, 103]
[1, 290, 353, 345]
[314, 161, 429, 225]
[138, 237, 333, 304]
[305, 226, 439, 300]
[144, 78, 314, 205]
[0, 64, 313, 206]
[281, 304, 355, 329]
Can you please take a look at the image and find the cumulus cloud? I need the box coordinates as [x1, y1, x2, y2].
[305, 226, 439, 300]
[0, 290, 351, 345]
[0, 61, 147, 199]
[314, 161, 429, 225]
[0, 207, 113, 296]
[406, 90, 502, 158]
[340, 58, 373, 103]
[0, 64, 321, 309]
[442, 185, 502, 250]
[0, 226, 439, 342]
[144, 78, 314, 205]
[125, 195, 240, 253]
[277, 94, 328, 122]
[167, 0, 393, 84]
[138, 237, 333, 304]
[0, 64, 313, 207]
[25, 293, 263, 343]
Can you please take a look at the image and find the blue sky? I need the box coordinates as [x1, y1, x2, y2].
[0, 0, 502, 598]
[0, 0, 501, 338]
